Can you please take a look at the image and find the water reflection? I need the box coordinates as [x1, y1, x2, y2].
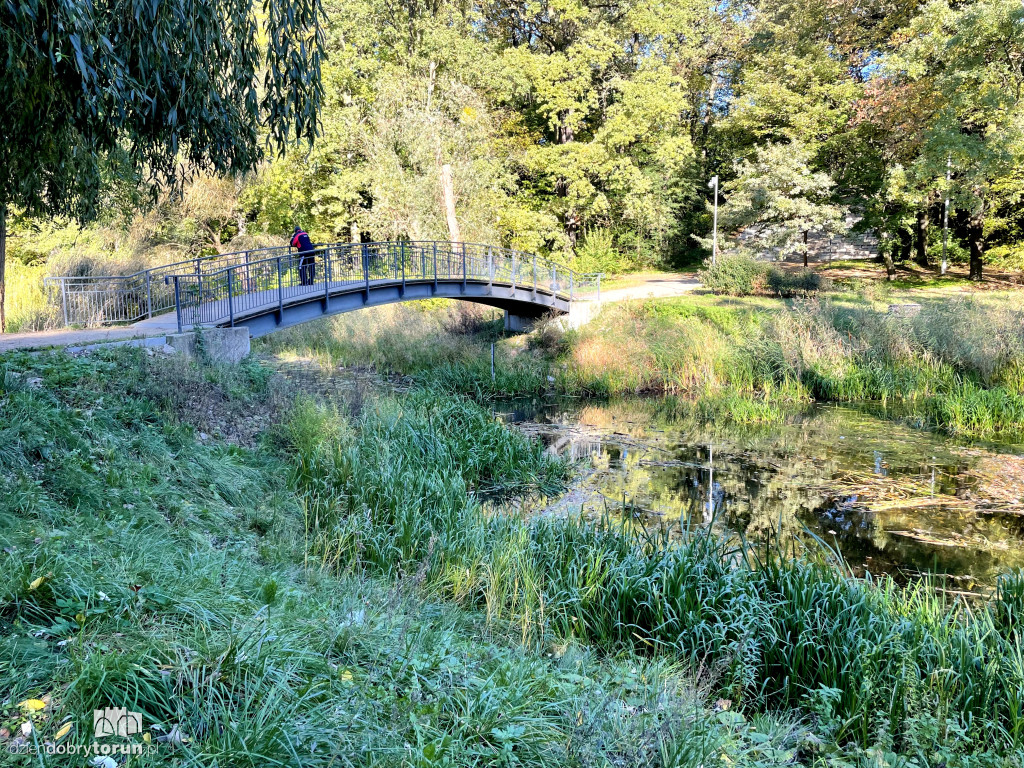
[495, 397, 1024, 587]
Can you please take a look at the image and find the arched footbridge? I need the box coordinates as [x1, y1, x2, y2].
[45, 242, 602, 337]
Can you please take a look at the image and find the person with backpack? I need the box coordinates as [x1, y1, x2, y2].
[291, 226, 316, 286]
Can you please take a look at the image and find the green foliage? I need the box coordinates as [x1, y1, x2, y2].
[699, 254, 768, 296]
[0, 0, 323, 219]
[573, 228, 633, 274]
[0, 347, 812, 767]
[719, 142, 848, 259]
[286, 392, 1024, 755]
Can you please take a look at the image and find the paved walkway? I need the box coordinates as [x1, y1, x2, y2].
[596, 274, 700, 303]
[0, 273, 701, 354]
[0, 318, 181, 354]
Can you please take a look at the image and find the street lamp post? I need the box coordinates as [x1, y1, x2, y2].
[708, 175, 719, 265]
[941, 155, 951, 276]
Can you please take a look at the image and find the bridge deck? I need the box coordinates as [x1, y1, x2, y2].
[174, 274, 571, 336]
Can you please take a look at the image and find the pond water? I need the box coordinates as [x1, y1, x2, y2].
[494, 397, 1024, 590]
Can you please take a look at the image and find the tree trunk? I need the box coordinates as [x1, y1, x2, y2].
[440, 163, 460, 243]
[555, 110, 580, 249]
[881, 231, 897, 281]
[0, 205, 6, 334]
[350, 219, 360, 244]
[566, 212, 580, 249]
[968, 206, 984, 281]
[914, 208, 929, 267]
[426, 61, 437, 111]
[802, 230, 808, 267]
[897, 227, 912, 263]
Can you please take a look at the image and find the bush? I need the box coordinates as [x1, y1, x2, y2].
[766, 266, 830, 295]
[574, 227, 635, 274]
[700, 253, 830, 297]
[698, 253, 767, 295]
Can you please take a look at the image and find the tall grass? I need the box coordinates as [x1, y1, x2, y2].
[563, 296, 1024, 438]
[3, 348, 802, 766]
[286, 394, 1024, 756]
[5, 260, 59, 332]
[259, 301, 549, 398]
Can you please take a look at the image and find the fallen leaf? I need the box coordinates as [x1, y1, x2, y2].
[18, 699, 46, 712]
[156, 724, 187, 745]
[54, 723, 72, 740]
[28, 576, 46, 590]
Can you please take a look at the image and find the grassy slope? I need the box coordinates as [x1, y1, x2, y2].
[0, 349, 1021, 764]
[0, 349, 810, 767]
[256, 284, 1024, 439]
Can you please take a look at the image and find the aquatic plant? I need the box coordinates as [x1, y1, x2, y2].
[287, 395, 1024, 755]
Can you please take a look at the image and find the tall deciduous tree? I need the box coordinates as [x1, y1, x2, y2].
[0, 0, 324, 330]
[721, 142, 847, 265]
[886, 0, 1024, 280]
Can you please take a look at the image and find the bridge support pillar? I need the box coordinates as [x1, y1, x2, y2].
[165, 328, 250, 364]
[503, 311, 536, 333]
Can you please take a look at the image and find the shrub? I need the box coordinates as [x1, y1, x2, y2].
[698, 253, 767, 295]
[700, 253, 830, 297]
[574, 227, 634, 274]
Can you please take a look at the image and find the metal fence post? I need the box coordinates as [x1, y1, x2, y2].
[461, 243, 467, 293]
[60, 280, 69, 327]
[400, 242, 406, 295]
[324, 248, 331, 311]
[532, 254, 537, 296]
[432, 242, 438, 293]
[487, 247, 493, 288]
[511, 254, 517, 292]
[227, 268, 235, 327]
[277, 257, 284, 323]
[145, 272, 153, 318]
[363, 247, 370, 302]
[552, 266, 557, 294]
[173, 277, 182, 334]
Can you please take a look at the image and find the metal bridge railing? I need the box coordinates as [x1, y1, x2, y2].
[166, 241, 602, 333]
[44, 240, 601, 329]
[43, 244, 294, 327]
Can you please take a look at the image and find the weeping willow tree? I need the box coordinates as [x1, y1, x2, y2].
[0, 0, 325, 331]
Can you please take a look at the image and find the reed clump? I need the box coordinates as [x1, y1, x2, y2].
[564, 295, 1024, 438]
[286, 394, 1024, 756]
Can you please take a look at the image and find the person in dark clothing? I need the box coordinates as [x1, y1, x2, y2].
[291, 226, 316, 286]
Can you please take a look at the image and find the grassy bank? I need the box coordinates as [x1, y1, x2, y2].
[289, 393, 1024, 760]
[258, 289, 1024, 439]
[2, 349, 1023, 764]
[0, 349, 805, 767]
[563, 293, 1024, 438]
